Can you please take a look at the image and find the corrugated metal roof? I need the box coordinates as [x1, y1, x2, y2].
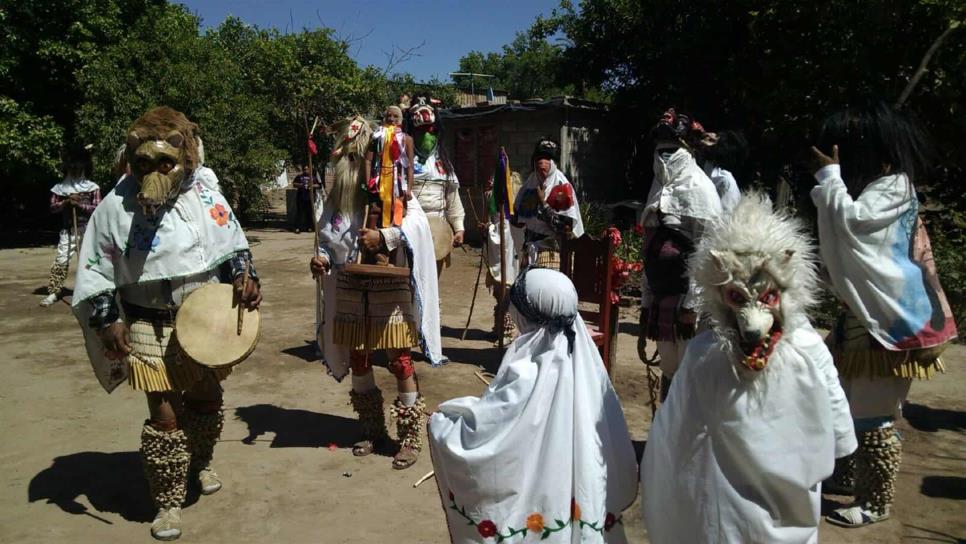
[440, 96, 608, 120]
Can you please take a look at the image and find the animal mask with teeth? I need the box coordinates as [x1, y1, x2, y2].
[689, 192, 818, 372]
[125, 107, 201, 218]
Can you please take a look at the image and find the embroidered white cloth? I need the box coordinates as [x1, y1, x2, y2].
[811, 164, 957, 350]
[643, 148, 722, 226]
[514, 161, 585, 240]
[71, 167, 250, 392]
[51, 176, 99, 196]
[640, 318, 857, 544]
[317, 197, 446, 379]
[429, 269, 637, 543]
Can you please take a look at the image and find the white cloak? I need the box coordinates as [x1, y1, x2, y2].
[640, 319, 857, 543]
[71, 168, 249, 393]
[429, 270, 637, 543]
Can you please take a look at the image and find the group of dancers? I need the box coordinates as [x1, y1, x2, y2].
[49, 99, 956, 542]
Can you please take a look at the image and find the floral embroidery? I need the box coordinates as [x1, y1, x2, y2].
[447, 492, 619, 542]
[85, 252, 102, 270]
[330, 213, 344, 232]
[526, 513, 545, 533]
[210, 203, 230, 226]
[477, 520, 498, 538]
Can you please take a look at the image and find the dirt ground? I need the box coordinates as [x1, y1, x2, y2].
[1, 224, 964, 543]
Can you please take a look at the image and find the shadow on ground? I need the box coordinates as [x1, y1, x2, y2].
[904, 403, 966, 433]
[920, 476, 966, 500]
[440, 346, 504, 374]
[440, 325, 493, 343]
[281, 341, 320, 362]
[28, 450, 199, 524]
[233, 404, 359, 449]
[903, 523, 965, 543]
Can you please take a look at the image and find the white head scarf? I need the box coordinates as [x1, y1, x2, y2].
[428, 268, 637, 543]
[642, 147, 722, 225]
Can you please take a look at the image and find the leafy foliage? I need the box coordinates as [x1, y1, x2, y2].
[0, 1, 449, 226]
[478, 0, 966, 338]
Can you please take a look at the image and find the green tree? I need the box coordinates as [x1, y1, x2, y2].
[455, 31, 576, 100]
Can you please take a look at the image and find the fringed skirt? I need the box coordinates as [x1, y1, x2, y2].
[332, 273, 418, 351]
[125, 319, 231, 392]
[826, 311, 946, 381]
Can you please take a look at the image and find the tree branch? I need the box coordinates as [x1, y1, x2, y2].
[895, 21, 961, 109]
[382, 41, 426, 76]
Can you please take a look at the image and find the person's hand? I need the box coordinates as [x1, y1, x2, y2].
[310, 255, 330, 277]
[100, 322, 132, 358]
[68, 194, 81, 206]
[233, 274, 262, 311]
[810, 144, 839, 175]
[358, 228, 384, 252]
[452, 230, 465, 247]
[637, 310, 649, 362]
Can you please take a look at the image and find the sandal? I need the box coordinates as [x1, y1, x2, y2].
[389, 396, 425, 470]
[826, 505, 890, 528]
[392, 446, 419, 470]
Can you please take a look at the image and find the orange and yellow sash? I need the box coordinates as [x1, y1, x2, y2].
[378, 126, 405, 227]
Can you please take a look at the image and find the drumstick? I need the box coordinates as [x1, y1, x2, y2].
[357, 204, 370, 264]
[237, 261, 249, 335]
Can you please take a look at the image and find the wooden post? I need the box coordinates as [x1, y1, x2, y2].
[498, 206, 507, 349]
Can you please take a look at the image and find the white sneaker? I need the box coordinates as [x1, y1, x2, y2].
[826, 504, 890, 527]
[198, 468, 222, 495]
[151, 507, 182, 541]
[39, 293, 59, 307]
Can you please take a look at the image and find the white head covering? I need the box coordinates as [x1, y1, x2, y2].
[51, 176, 99, 197]
[428, 268, 637, 543]
[642, 147, 722, 225]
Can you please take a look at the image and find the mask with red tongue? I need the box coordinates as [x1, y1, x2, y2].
[723, 281, 785, 371]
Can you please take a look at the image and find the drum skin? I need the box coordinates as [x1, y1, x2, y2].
[427, 216, 454, 261]
[176, 283, 260, 369]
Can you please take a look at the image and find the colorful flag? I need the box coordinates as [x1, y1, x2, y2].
[491, 147, 514, 217]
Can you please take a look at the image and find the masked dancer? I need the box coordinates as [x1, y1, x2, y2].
[72, 107, 261, 541]
[637, 108, 722, 399]
[641, 193, 856, 543]
[40, 144, 100, 307]
[311, 112, 446, 471]
[406, 96, 466, 276]
[512, 137, 584, 269]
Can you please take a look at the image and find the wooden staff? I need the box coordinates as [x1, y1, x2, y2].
[357, 204, 370, 264]
[71, 206, 80, 263]
[305, 114, 324, 342]
[461, 186, 485, 340]
[237, 260, 249, 335]
[498, 205, 507, 349]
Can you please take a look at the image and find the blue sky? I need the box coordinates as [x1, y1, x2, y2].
[178, 0, 562, 81]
